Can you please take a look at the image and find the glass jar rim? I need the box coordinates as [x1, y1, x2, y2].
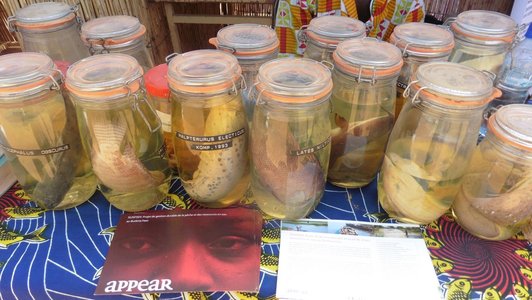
[409, 62, 497, 108]
[488, 104, 532, 151]
[167, 49, 242, 95]
[451, 10, 516, 43]
[211, 24, 279, 57]
[256, 57, 332, 103]
[0, 52, 60, 97]
[390, 23, 455, 56]
[333, 39, 403, 78]
[66, 53, 143, 100]
[81, 16, 145, 46]
[306, 15, 366, 45]
[14, 2, 76, 30]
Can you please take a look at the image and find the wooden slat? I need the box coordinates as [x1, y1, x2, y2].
[171, 14, 272, 25]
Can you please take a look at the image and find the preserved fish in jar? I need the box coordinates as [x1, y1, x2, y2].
[378, 62, 501, 224]
[302, 15, 366, 64]
[210, 24, 279, 122]
[144, 63, 176, 170]
[251, 58, 332, 219]
[452, 104, 532, 241]
[81, 16, 154, 71]
[0, 52, 97, 209]
[168, 50, 249, 208]
[329, 39, 403, 188]
[66, 54, 171, 212]
[447, 10, 517, 74]
[9, 2, 89, 64]
[389, 22, 454, 118]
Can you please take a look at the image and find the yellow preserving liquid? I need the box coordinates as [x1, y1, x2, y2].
[79, 102, 171, 212]
[328, 87, 395, 188]
[0, 92, 96, 209]
[378, 138, 466, 224]
[172, 94, 250, 208]
[251, 107, 330, 219]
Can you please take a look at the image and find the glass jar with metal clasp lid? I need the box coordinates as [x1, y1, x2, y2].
[378, 62, 501, 224]
[446, 10, 518, 74]
[302, 15, 366, 64]
[167, 50, 250, 208]
[81, 16, 154, 71]
[329, 38, 403, 188]
[8, 2, 90, 64]
[389, 22, 454, 119]
[209, 24, 279, 123]
[0, 52, 97, 210]
[452, 104, 532, 241]
[250, 58, 332, 219]
[66, 54, 171, 212]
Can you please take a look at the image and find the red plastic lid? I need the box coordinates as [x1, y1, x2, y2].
[54, 60, 70, 78]
[144, 63, 169, 99]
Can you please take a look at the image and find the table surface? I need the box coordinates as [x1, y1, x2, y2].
[0, 177, 530, 300]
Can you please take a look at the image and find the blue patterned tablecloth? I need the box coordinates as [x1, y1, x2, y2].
[0, 177, 530, 300]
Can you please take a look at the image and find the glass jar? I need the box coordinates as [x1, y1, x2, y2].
[452, 104, 532, 241]
[378, 62, 500, 224]
[81, 16, 154, 71]
[447, 10, 517, 74]
[209, 24, 279, 123]
[251, 58, 332, 219]
[302, 15, 366, 64]
[329, 39, 403, 188]
[390, 22, 454, 118]
[167, 50, 250, 208]
[9, 2, 90, 64]
[0, 52, 97, 209]
[144, 63, 176, 170]
[66, 54, 171, 212]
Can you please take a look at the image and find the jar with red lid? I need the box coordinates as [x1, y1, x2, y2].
[145, 63, 176, 169]
[210, 24, 279, 122]
[329, 39, 403, 188]
[302, 15, 366, 64]
[81, 16, 154, 71]
[66, 54, 171, 212]
[389, 22, 454, 119]
[9, 2, 89, 64]
[0, 52, 96, 209]
[452, 104, 532, 241]
[167, 50, 250, 208]
[250, 58, 332, 219]
[378, 62, 501, 224]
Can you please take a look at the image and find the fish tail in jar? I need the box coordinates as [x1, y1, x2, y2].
[90, 114, 164, 194]
[252, 118, 324, 205]
[185, 103, 248, 202]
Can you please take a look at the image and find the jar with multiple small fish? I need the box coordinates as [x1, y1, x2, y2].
[9, 2, 90, 64]
[168, 50, 250, 208]
[250, 58, 332, 219]
[389, 22, 454, 119]
[144, 63, 176, 170]
[329, 39, 403, 188]
[0, 52, 97, 210]
[302, 15, 366, 64]
[447, 10, 517, 74]
[452, 104, 532, 241]
[81, 15, 154, 71]
[210, 24, 279, 123]
[378, 62, 501, 224]
[66, 54, 172, 212]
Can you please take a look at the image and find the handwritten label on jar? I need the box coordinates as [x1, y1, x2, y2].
[290, 137, 330, 156]
[177, 128, 245, 151]
[0, 144, 70, 156]
[397, 81, 408, 90]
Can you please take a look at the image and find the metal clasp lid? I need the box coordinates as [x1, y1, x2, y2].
[7, 16, 17, 32]
[125, 74, 162, 133]
[403, 80, 429, 105]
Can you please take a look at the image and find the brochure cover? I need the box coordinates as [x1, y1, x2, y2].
[95, 208, 263, 295]
[277, 219, 442, 300]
